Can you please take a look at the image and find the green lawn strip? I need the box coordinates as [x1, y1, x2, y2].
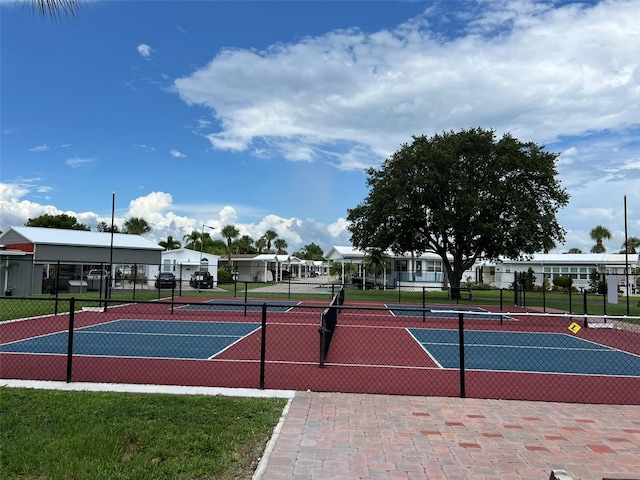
[0, 388, 287, 480]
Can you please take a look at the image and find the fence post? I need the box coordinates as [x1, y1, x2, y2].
[260, 303, 267, 389]
[66, 298, 76, 383]
[54, 260, 61, 315]
[319, 310, 326, 368]
[568, 287, 572, 314]
[542, 276, 546, 312]
[458, 312, 466, 399]
[422, 287, 426, 323]
[244, 284, 249, 317]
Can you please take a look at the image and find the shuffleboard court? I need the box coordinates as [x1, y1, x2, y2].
[0, 319, 261, 360]
[408, 328, 640, 377]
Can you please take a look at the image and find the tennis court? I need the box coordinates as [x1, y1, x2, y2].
[408, 328, 640, 376]
[0, 319, 262, 360]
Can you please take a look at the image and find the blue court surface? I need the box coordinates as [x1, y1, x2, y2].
[177, 299, 300, 312]
[408, 328, 640, 377]
[389, 305, 510, 320]
[0, 319, 261, 360]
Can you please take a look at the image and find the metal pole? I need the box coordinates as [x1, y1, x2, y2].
[66, 298, 76, 383]
[109, 192, 115, 301]
[624, 195, 630, 315]
[458, 312, 465, 398]
[260, 303, 267, 389]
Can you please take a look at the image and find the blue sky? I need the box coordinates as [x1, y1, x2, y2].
[1, 0, 639, 255]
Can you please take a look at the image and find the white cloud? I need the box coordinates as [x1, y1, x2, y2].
[29, 144, 50, 152]
[137, 43, 153, 59]
[174, 1, 639, 172]
[66, 157, 94, 168]
[169, 149, 186, 158]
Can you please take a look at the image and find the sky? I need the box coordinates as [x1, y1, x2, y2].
[1, 0, 639, 256]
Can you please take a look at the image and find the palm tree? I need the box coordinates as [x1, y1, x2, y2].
[158, 235, 181, 251]
[183, 230, 202, 250]
[590, 225, 612, 253]
[263, 230, 278, 252]
[566, 248, 583, 254]
[621, 236, 640, 254]
[96, 221, 120, 233]
[26, 0, 82, 19]
[235, 235, 255, 254]
[542, 239, 556, 254]
[274, 238, 288, 255]
[255, 237, 267, 254]
[364, 248, 390, 289]
[220, 225, 240, 270]
[122, 217, 151, 235]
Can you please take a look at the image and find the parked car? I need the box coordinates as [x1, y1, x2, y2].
[155, 272, 176, 289]
[189, 271, 214, 289]
[85, 269, 108, 281]
[85, 269, 109, 291]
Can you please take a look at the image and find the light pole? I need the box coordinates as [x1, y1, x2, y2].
[198, 224, 215, 292]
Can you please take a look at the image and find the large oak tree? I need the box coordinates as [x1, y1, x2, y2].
[347, 127, 570, 292]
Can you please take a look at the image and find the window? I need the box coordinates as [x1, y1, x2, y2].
[426, 260, 442, 272]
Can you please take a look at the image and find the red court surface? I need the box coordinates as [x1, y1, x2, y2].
[1, 298, 639, 405]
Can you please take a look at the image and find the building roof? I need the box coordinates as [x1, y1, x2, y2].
[499, 253, 639, 265]
[1, 226, 163, 251]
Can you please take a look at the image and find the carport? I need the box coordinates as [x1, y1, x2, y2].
[0, 226, 163, 295]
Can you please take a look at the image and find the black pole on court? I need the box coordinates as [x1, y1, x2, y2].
[422, 287, 426, 323]
[54, 260, 61, 315]
[458, 312, 466, 399]
[260, 303, 267, 389]
[244, 283, 249, 317]
[171, 284, 175, 315]
[66, 298, 76, 383]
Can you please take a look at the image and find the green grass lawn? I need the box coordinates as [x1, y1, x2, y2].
[0, 388, 287, 480]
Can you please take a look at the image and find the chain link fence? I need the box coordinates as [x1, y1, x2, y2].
[2, 290, 639, 405]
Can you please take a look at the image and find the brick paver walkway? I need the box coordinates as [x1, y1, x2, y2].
[257, 392, 640, 480]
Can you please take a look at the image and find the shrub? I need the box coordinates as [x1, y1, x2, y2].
[217, 268, 233, 283]
[553, 275, 573, 291]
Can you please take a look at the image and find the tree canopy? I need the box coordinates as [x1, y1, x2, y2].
[293, 243, 325, 261]
[221, 225, 240, 269]
[347, 127, 570, 290]
[122, 217, 151, 235]
[590, 225, 611, 253]
[26, 214, 89, 230]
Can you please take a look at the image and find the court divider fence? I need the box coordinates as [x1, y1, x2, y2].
[1, 294, 639, 405]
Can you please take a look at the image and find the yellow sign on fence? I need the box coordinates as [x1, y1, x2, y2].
[568, 322, 581, 334]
